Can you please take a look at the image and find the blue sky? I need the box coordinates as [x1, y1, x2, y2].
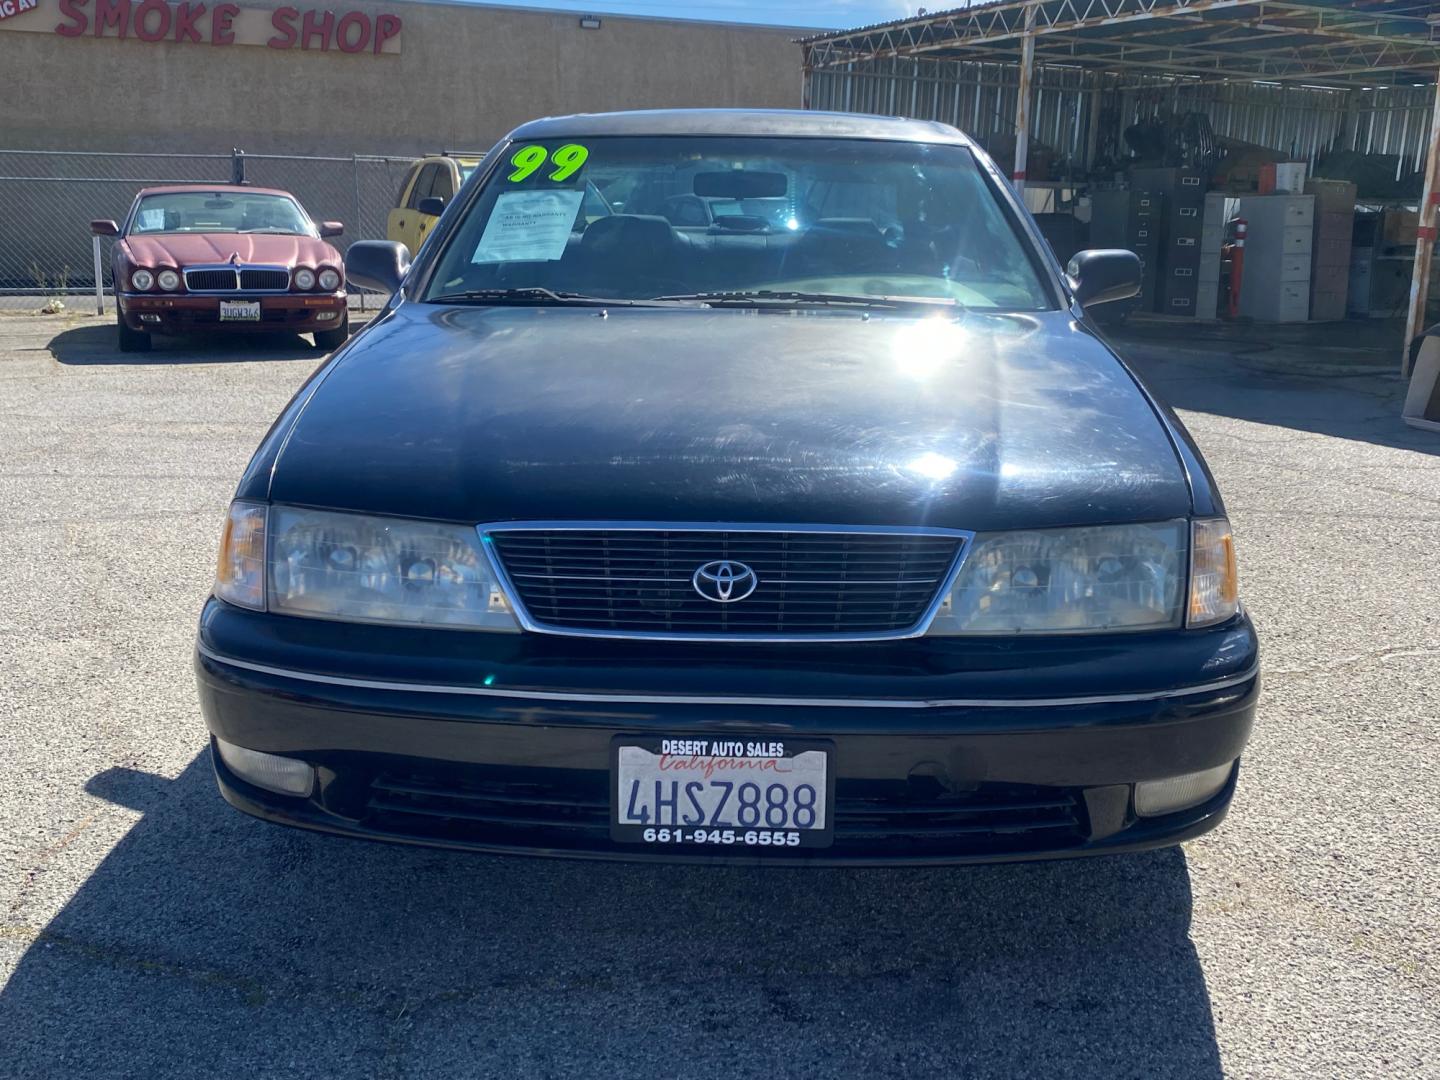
[468, 0, 923, 31]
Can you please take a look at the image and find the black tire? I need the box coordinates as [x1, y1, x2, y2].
[116, 309, 151, 353]
[313, 315, 350, 352]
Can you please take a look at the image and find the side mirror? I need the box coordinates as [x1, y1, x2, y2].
[345, 240, 411, 293]
[319, 221, 344, 238]
[91, 219, 119, 237]
[1066, 249, 1142, 307]
[417, 196, 446, 217]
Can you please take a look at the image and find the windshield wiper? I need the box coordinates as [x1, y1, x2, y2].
[428, 287, 679, 307]
[649, 289, 963, 310]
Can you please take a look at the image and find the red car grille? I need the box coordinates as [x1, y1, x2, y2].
[240, 269, 291, 290]
[182, 268, 291, 291]
[185, 269, 239, 291]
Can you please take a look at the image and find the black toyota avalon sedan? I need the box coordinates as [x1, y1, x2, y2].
[195, 109, 1258, 865]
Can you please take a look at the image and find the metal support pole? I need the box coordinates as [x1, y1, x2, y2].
[92, 234, 103, 316]
[1402, 74, 1440, 378]
[352, 155, 365, 313]
[1013, 1, 1036, 196]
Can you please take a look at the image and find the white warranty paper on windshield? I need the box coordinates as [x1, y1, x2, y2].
[471, 189, 584, 264]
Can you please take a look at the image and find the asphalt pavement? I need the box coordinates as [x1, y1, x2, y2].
[0, 310, 1436, 1078]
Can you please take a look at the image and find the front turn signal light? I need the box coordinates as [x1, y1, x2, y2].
[215, 501, 267, 610]
[1188, 517, 1238, 627]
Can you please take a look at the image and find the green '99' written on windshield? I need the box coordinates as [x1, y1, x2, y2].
[470, 144, 591, 263]
[507, 144, 589, 183]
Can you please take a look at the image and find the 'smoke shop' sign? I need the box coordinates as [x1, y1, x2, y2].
[0, 0, 403, 52]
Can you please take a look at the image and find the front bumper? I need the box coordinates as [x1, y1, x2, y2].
[195, 601, 1259, 866]
[119, 292, 346, 333]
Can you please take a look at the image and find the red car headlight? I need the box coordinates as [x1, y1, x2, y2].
[293, 268, 316, 290]
[130, 268, 154, 291]
[318, 268, 341, 291]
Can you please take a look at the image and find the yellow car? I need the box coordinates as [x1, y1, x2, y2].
[386, 153, 485, 253]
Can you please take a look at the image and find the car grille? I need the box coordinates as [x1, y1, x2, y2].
[184, 269, 239, 291]
[183, 267, 291, 291]
[362, 768, 1087, 858]
[486, 528, 965, 638]
[240, 268, 291, 290]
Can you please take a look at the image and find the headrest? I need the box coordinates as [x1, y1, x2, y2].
[580, 214, 678, 253]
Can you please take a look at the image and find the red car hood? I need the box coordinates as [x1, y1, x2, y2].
[122, 233, 340, 268]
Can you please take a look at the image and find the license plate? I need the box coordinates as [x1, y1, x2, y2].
[219, 300, 261, 321]
[611, 737, 833, 849]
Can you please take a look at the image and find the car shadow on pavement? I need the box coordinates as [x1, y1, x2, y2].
[1109, 317, 1438, 456]
[0, 755, 1223, 1079]
[47, 323, 326, 366]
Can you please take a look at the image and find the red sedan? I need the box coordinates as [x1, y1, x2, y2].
[91, 185, 351, 353]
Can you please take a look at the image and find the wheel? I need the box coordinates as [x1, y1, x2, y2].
[313, 315, 350, 352]
[116, 309, 151, 353]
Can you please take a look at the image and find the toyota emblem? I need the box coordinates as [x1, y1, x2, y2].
[691, 560, 758, 603]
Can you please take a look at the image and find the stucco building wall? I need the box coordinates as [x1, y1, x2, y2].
[0, 0, 804, 155]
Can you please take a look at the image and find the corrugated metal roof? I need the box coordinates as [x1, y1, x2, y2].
[800, 0, 1440, 88]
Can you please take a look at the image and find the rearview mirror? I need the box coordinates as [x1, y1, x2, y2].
[417, 196, 447, 216]
[1066, 249, 1142, 307]
[90, 219, 119, 237]
[345, 240, 411, 294]
[693, 171, 787, 200]
[319, 220, 344, 238]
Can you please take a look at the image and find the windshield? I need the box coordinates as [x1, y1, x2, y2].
[423, 136, 1053, 310]
[129, 192, 316, 236]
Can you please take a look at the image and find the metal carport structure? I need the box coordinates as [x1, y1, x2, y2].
[800, 0, 1440, 374]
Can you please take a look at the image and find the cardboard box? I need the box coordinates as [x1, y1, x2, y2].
[1312, 236, 1352, 269]
[1384, 209, 1418, 246]
[1304, 179, 1357, 213]
[1314, 210, 1354, 242]
[1311, 289, 1348, 322]
[1260, 161, 1308, 194]
[1312, 263, 1349, 293]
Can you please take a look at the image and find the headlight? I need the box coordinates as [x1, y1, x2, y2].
[157, 269, 180, 291]
[317, 268, 341, 291]
[927, 521, 1185, 635]
[215, 501, 267, 610]
[267, 505, 518, 630]
[130, 268, 153, 291]
[1187, 517, 1239, 627]
[293, 268, 316, 290]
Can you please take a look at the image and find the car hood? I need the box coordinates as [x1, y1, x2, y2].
[267, 303, 1191, 531]
[121, 233, 340, 268]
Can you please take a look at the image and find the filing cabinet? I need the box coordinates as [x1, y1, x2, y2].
[1236, 195, 1314, 322]
[1130, 168, 1207, 315]
[1090, 188, 1164, 311]
[1195, 193, 1230, 320]
[1305, 179, 1355, 321]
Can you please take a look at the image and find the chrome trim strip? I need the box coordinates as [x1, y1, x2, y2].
[477, 520, 977, 644]
[196, 642, 1258, 709]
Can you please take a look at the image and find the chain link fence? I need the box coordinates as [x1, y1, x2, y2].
[0, 148, 416, 299]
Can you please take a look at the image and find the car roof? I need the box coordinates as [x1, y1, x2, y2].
[417, 156, 482, 167]
[507, 108, 971, 145]
[133, 184, 299, 198]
